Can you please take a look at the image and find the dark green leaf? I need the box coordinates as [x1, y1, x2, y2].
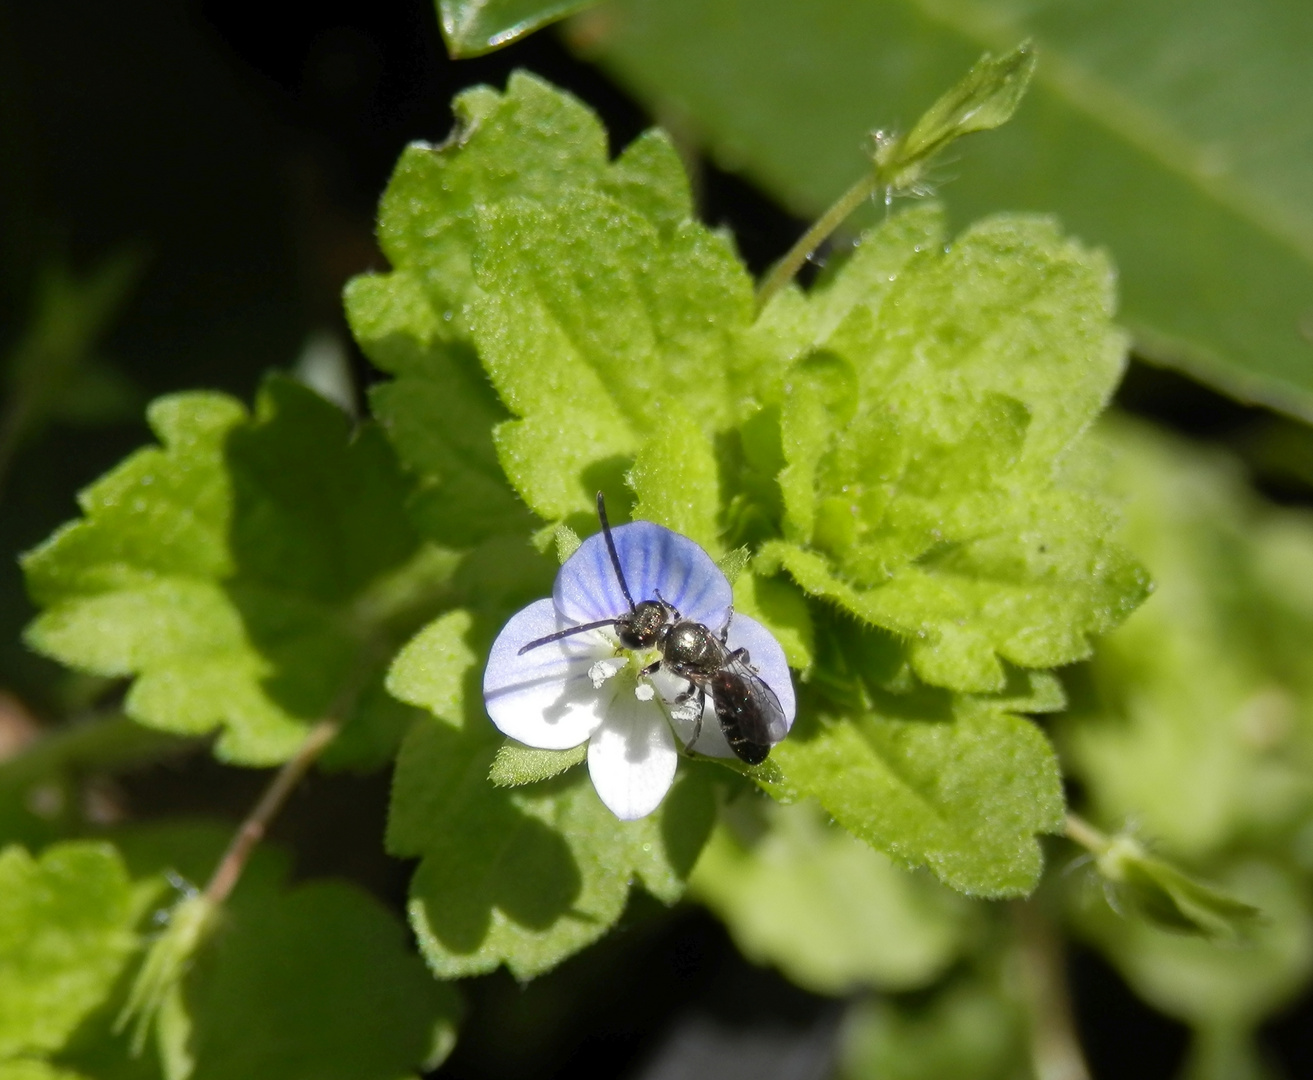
[581, 0, 1313, 418]
[86, 823, 462, 1080]
[438, 0, 601, 58]
[179, 881, 460, 1080]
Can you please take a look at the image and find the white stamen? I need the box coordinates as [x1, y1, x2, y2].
[588, 656, 628, 688]
[634, 682, 655, 702]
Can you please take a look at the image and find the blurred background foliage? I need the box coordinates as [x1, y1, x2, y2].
[1, 1, 1311, 1078]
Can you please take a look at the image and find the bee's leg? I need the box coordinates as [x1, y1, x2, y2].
[679, 684, 706, 751]
[720, 609, 733, 645]
[728, 647, 749, 664]
[654, 589, 682, 620]
[638, 659, 662, 678]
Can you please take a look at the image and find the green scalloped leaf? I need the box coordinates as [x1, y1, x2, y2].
[0, 842, 155, 1064]
[349, 73, 755, 527]
[22, 377, 450, 766]
[761, 695, 1065, 898]
[757, 207, 1149, 692]
[387, 717, 715, 979]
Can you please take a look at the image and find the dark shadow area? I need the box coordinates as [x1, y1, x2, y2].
[1067, 941, 1190, 1079]
[1262, 984, 1313, 1080]
[440, 900, 835, 1080]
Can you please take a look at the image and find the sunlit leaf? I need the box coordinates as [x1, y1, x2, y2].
[763, 694, 1065, 897]
[23, 378, 449, 766]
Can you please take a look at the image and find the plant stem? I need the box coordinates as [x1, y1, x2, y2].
[202, 719, 339, 906]
[1063, 812, 1110, 855]
[754, 172, 879, 314]
[1013, 900, 1092, 1080]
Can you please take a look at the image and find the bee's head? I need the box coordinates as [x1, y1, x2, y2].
[616, 599, 667, 649]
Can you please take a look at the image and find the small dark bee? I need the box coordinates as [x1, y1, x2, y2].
[518, 493, 788, 764]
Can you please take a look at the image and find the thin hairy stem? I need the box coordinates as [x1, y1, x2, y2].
[1063, 812, 1110, 855]
[754, 172, 879, 313]
[202, 719, 339, 906]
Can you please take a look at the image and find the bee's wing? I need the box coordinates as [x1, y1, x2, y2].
[714, 656, 789, 746]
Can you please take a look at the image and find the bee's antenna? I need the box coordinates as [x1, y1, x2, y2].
[596, 491, 636, 612]
[518, 618, 623, 655]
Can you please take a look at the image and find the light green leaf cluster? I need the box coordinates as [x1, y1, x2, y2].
[360, 74, 1144, 902]
[386, 715, 714, 979]
[0, 843, 154, 1075]
[19, 67, 1151, 999]
[765, 692, 1065, 898]
[691, 798, 973, 994]
[6, 826, 461, 1080]
[22, 377, 446, 766]
[1060, 420, 1313, 860]
[758, 203, 1149, 693]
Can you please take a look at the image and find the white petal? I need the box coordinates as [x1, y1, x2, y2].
[587, 690, 678, 820]
[483, 598, 613, 750]
[555, 520, 732, 628]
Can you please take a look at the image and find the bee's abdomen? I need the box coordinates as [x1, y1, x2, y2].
[711, 671, 771, 764]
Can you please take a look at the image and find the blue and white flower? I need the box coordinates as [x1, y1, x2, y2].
[483, 520, 795, 820]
